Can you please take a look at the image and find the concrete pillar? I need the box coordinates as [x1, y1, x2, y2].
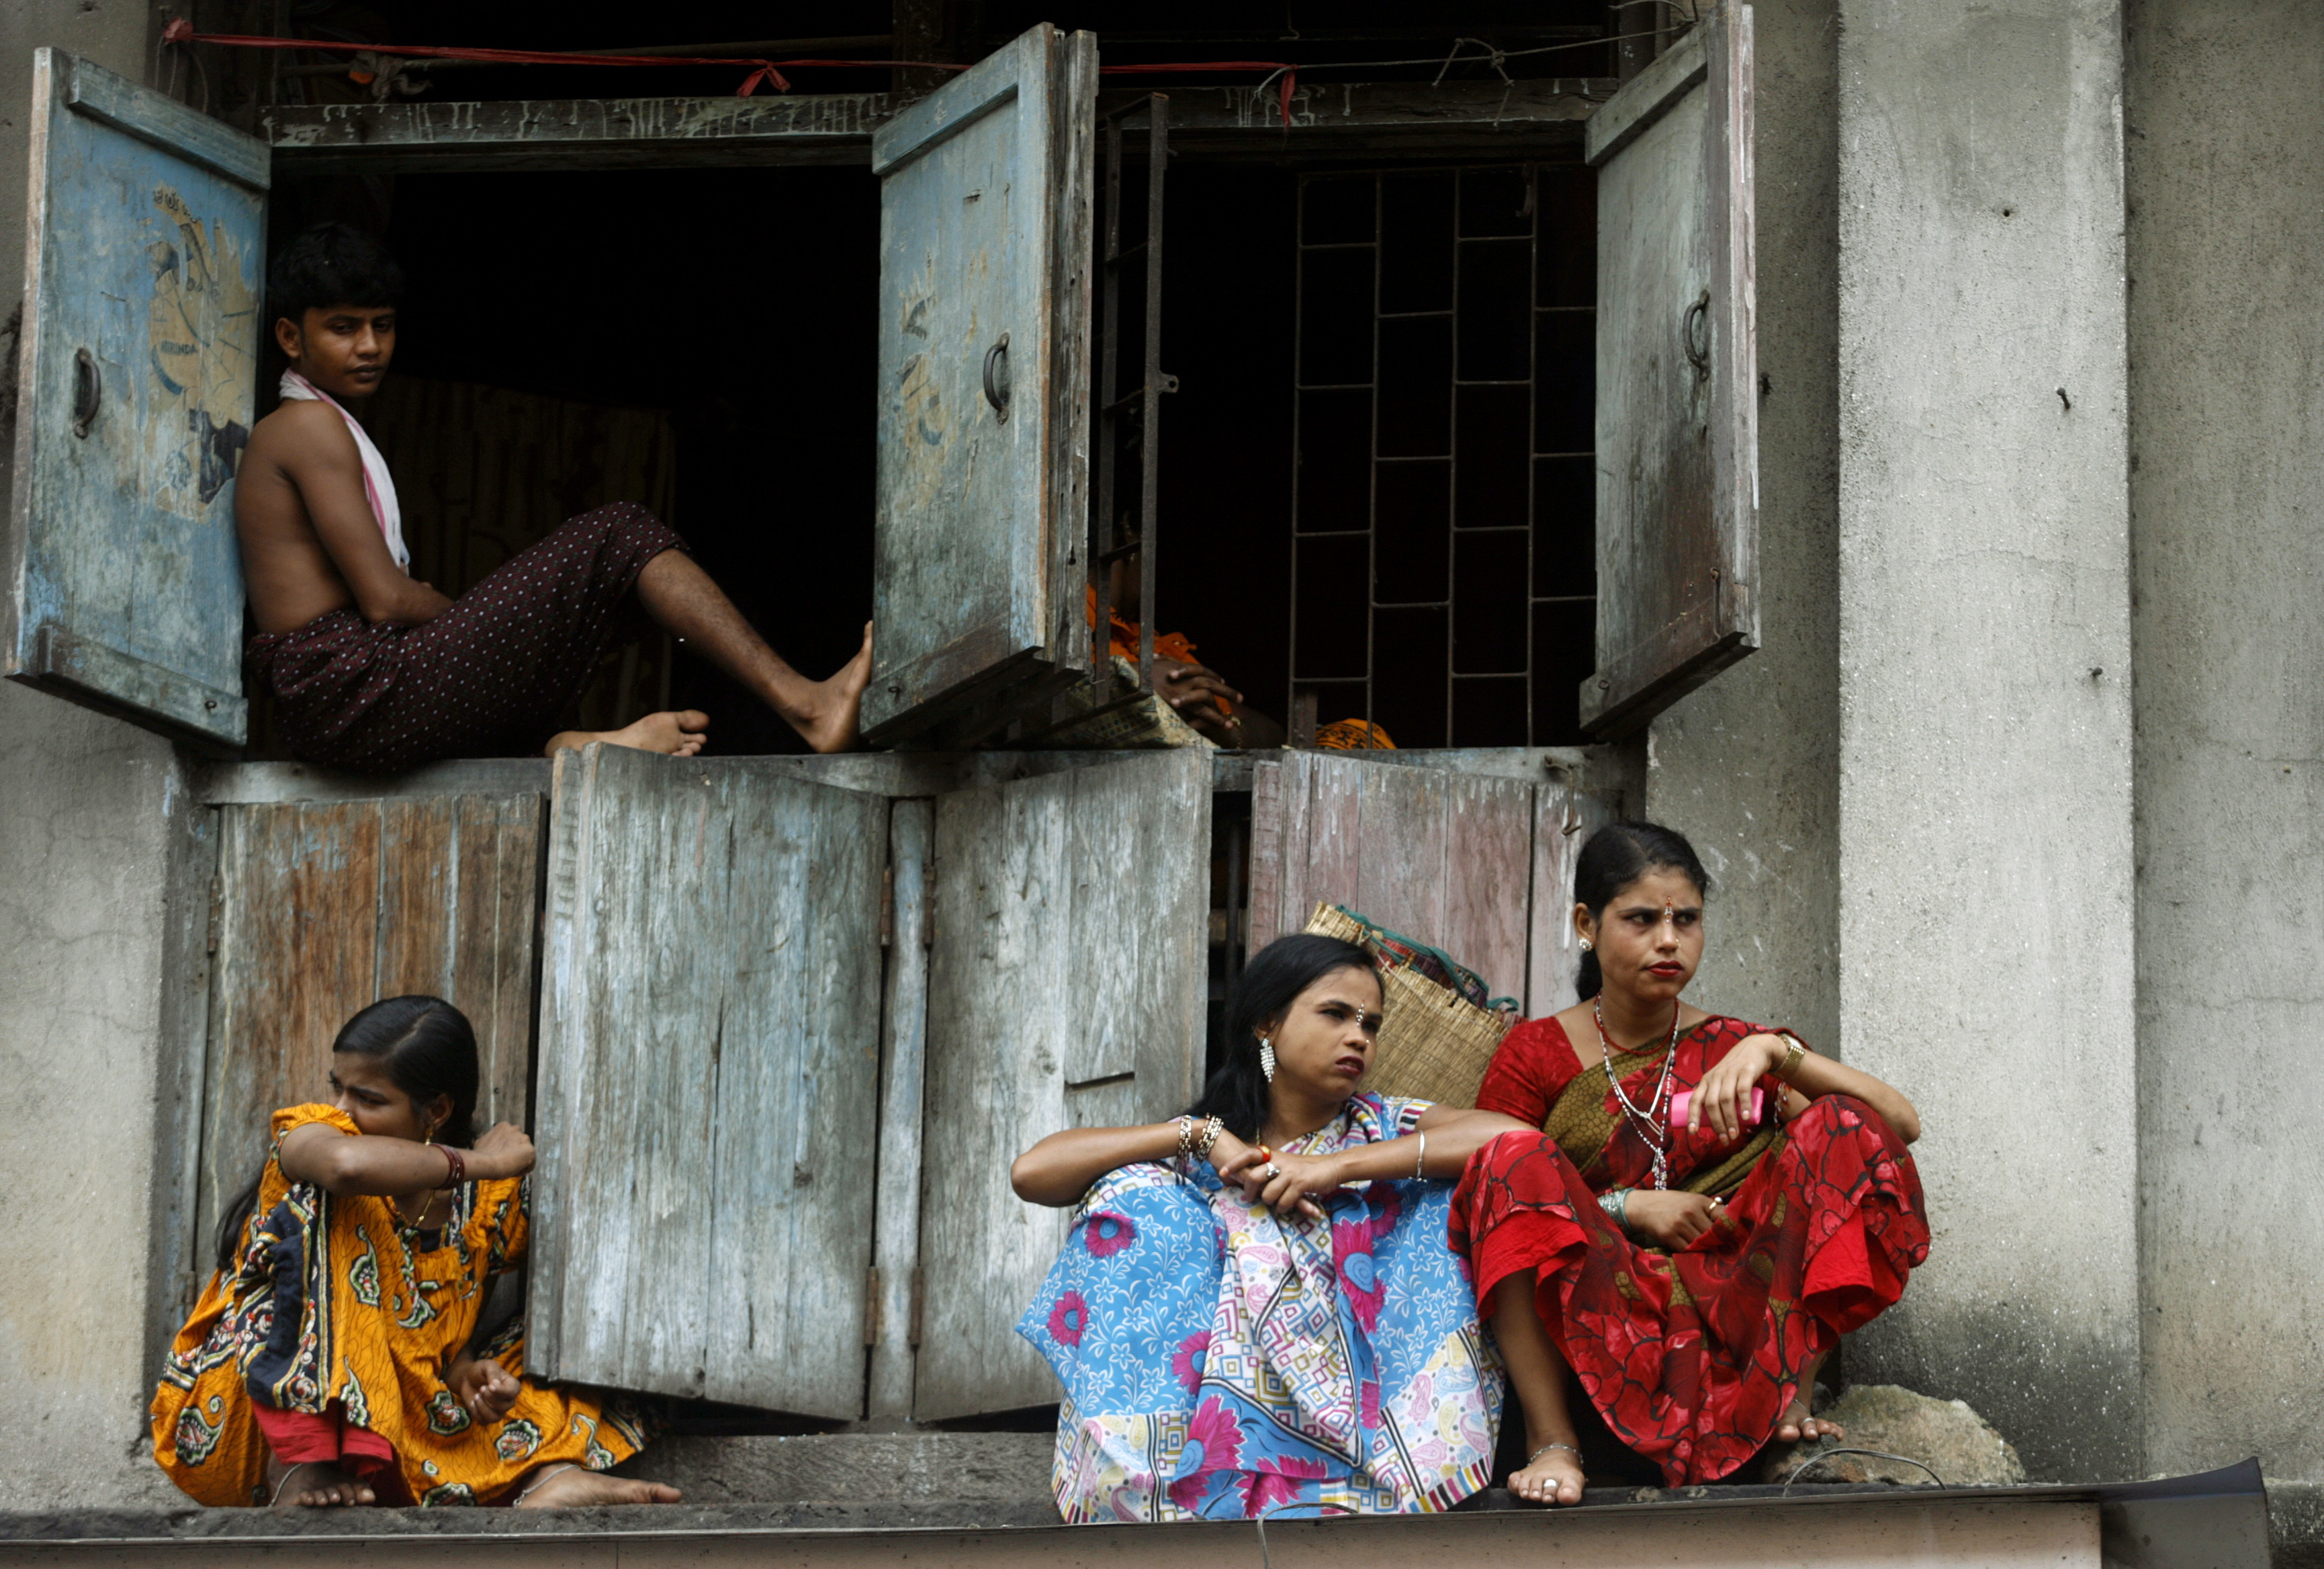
[0, 0, 189, 1510]
[2123, 0, 2324, 1497]
[1645, 0, 1843, 1052]
[1833, 0, 2139, 1480]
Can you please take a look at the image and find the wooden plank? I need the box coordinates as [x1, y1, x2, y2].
[915, 750, 1209, 1420]
[146, 788, 218, 1388]
[4, 50, 266, 747]
[198, 758, 555, 805]
[862, 26, 1094, 746]
[1245, 758, 1284, 948]
[65, 52, 271, 189]
[453, 794, 545, 1128]
[707, 776, 889, 1415]
[1580, 1, 1758, 737]
[376, 797, 456, 999]
[868, 800, 934, 1419]
[532, 745, 887, 1416]
[1261, 754, 1535, 1005]
[259, 80, 1604, 174]
[1527, 780, 1621, 1014]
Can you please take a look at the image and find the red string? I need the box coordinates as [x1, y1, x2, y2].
[159, 19, 1299, 120]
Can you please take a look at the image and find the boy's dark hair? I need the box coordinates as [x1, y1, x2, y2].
[267, 221, 405, 328]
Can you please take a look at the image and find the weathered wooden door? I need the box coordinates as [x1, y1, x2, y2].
[3, 51, 265, 746]
[913, 749, 1210, 1419]
[196, 792, 546, 1280]
[1248, 753, 1536, 1006]
[862, 23, 1096, 747]
[1247, 752, 1615, 1018]
[1583, 3, 1757, 736]
[528, 746, 889, 1418]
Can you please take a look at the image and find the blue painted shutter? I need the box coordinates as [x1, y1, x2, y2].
[1582, 3, 1758, 737]
[863, 24, 1095, 746]
[3, 51, 266, 746]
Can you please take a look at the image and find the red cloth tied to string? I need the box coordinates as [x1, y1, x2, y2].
[160, 19, 1299, 119]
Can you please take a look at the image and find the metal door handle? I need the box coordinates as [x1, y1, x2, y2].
[71, 348, 100, 438]
[1682, 292, 1711, 382]
[983, 332, 1010, 423]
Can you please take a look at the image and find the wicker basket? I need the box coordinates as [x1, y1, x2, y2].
[1038, 657, 1217, 750]
[1304, 903, 1515, 1109]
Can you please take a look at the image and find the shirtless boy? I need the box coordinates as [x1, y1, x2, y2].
[238, 222, 870, 772]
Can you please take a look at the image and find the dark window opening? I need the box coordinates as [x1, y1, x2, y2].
[259, 148, 1586, 759]
[1292, 163, 1597, 749]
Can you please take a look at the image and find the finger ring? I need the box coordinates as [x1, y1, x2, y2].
[1263, 1163, 1282, 1179]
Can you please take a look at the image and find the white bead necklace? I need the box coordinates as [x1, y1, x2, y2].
[1595, 996, 1682, 1190]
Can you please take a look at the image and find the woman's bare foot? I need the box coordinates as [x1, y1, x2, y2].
[789, 623, 873, 754]
[1775, 1397, 1846, 1444]
[545, 710, 709, 759]
[267, 1458, 375, 1509]
[1509, 1441, 1587, 1507]
[513, 1465, 682, 1509]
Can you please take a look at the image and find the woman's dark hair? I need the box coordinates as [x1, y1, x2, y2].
[267, 220, 405, 328]
[1190, 934, 1378, 1140]
[1572, 821, 1713, 1000]
[212, 995, 480, 1270]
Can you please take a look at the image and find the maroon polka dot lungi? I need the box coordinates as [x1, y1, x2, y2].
[246, 502, 685, 772]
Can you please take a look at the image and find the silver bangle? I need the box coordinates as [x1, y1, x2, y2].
[1597, 1187, 1631, 1232]
[1413, 1130, 1427, 1180]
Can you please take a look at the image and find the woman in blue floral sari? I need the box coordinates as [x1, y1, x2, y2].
[1013, 934, 1533, 1523]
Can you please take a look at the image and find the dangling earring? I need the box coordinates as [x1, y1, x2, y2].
[1259, 1037, 1277, 1083]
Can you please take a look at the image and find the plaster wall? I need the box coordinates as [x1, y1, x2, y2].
[2123, 0, 2324, 1487]
[0, 0, 188, 1510]
[1643, 0, 1842, 1054]
[1832, 0, 2139, 1480]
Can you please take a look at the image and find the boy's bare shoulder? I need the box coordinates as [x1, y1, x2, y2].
[248, 398, 358, 466]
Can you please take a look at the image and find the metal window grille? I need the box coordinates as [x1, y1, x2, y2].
[1290, 163, 1597, 749]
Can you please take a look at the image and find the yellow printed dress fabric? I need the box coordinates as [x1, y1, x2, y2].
[151, 1103, 652, 1506]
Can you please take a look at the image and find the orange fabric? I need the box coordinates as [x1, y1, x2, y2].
[1314, 719, 1396, 750]
[152, 1103, 651, 1507]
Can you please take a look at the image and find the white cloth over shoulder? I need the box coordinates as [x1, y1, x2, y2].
[278, 369, 408, 572]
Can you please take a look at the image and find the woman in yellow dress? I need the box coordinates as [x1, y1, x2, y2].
[152, 995, 680, 1508]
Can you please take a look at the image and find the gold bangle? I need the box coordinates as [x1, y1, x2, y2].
[1776, 1035, 1807, 1083]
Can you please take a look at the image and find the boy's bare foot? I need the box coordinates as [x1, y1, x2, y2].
[1509, 1441, 1586, 1507]
[789, 623, 873, 754]
[268, 1458, 376, 1509]
[513, 1464, 682, 1509]
[1774, 1397, 1845, 1444]
[545, 711, 709, 759]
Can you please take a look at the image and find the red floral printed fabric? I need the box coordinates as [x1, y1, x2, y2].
[1451, 1014, 1929, 1484]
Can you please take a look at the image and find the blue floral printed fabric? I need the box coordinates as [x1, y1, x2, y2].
[1017, 1094, 1503, 1522]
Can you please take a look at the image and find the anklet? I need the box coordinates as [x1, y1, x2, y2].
[1527, 1441, 1582, 1466]
[515, 1462, 581, 1505]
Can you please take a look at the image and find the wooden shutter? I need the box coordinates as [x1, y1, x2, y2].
[1524, 776, 1621, 1013]
[862, 24, 1096, 746]
[197, 793, 545, 1271]
[1582, 3, 1758, 736]
[3, 51, 266, 746]
[529, 746, 889, 1417]
[1247, 754, 1537, 1010]
[913, 749, 1210, 1419]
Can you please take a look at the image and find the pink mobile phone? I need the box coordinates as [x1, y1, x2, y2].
[1670, 1086, 1765, 1130]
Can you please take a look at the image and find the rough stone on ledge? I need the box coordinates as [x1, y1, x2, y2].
[1760, 1384, 2026, 1487]
[615, 1433, 1055, 1507]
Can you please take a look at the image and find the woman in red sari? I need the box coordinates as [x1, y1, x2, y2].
[1452, 821, 1928, 1505]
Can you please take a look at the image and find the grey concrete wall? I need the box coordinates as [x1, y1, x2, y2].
[2124, 0, 2324, 1489]
[0, 0, 187, 1511]
[1832, 0, 2139, 1481]
[1644, 0, 1843, 1055]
